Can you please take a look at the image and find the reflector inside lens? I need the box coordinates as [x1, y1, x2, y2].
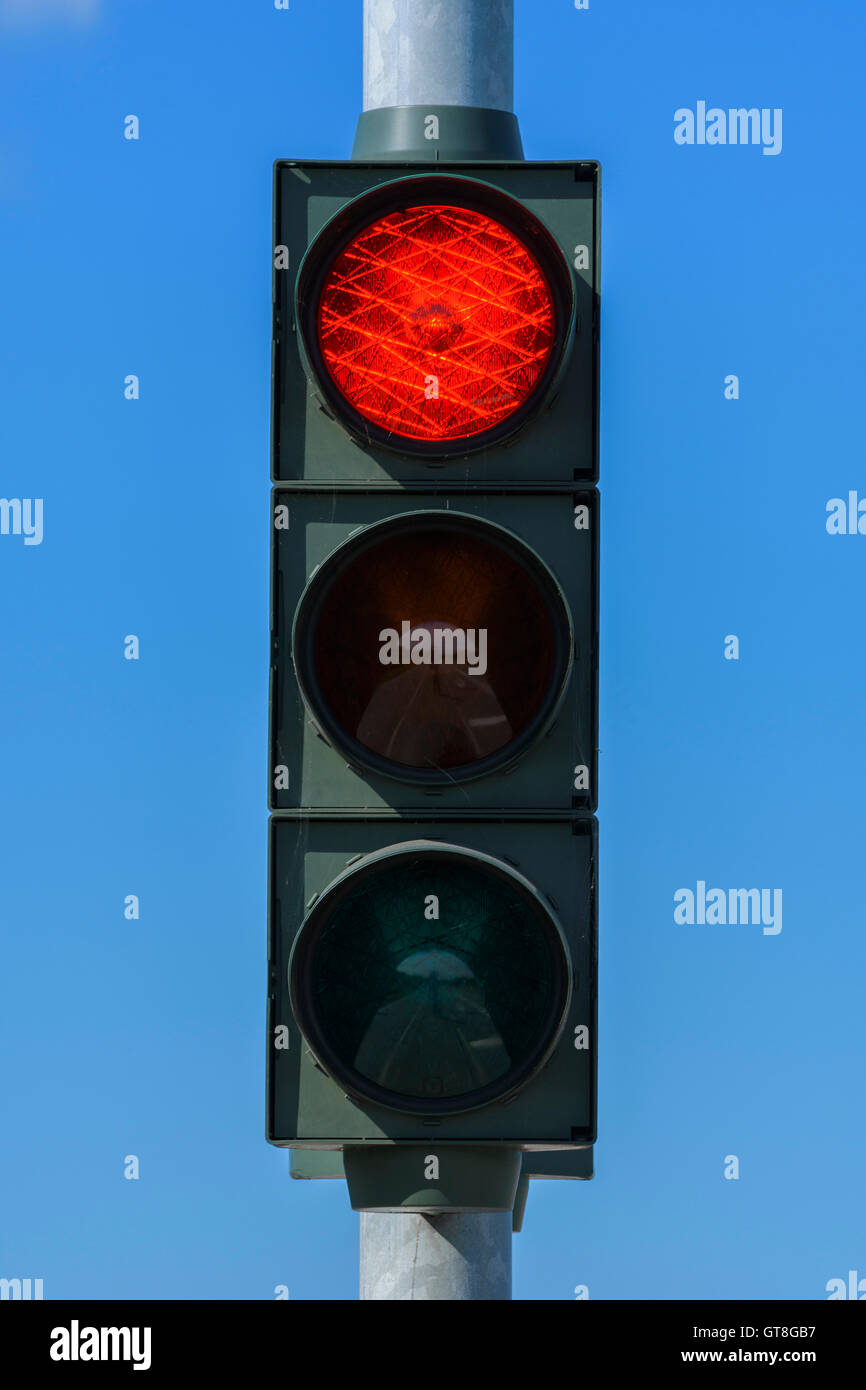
[316, 204, 555, 442]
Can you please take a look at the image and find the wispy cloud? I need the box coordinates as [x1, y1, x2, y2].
[0, 0, 100, 27]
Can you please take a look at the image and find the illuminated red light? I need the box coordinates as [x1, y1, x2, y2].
[316, 204, 555, 442]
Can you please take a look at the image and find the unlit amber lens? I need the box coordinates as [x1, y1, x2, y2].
[317, 204, 555, 442]
[310, 526, 558, 773]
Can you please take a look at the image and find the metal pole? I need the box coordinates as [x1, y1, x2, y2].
[360, 1212, 513, 1301]
[363, 0, 514, 112]
[357, 1, 517, 1298]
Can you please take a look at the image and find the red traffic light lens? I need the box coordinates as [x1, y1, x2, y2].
[315, 203, 556, 444]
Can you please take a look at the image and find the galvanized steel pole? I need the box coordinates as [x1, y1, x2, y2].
[360, 1210, 512, 1301]
[362, 0, 515, 111]
[353, 0, 522, 160]
[356, 0, 518, 1298]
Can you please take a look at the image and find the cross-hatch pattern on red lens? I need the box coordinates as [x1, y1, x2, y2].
[317, 204, 556, 441]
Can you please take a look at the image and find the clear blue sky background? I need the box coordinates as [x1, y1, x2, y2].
[1, 0, 864, 1301]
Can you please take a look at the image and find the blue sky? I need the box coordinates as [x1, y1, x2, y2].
[1, 0, 864, 1300]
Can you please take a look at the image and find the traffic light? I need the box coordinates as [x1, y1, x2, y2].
[268, 152, 599, 1213]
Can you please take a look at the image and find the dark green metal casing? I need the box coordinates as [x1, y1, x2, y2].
[270, 488, 597, 815]
[272, 160, 599, 487]
[290, 1146, 594, 1181]
[289, 1146, 593, 1220]
[268, 817, 596, 1148]
[351, 106, 526, 163]
[268, 156, 600, 1208]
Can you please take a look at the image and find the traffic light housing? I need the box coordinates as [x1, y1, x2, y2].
[271, 162, 598, 486]
[268, 155, 599, 1212]
[270, 488, 597, 814]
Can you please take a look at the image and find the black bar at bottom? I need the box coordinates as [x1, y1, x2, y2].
[1, 1299, 860, 1374]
